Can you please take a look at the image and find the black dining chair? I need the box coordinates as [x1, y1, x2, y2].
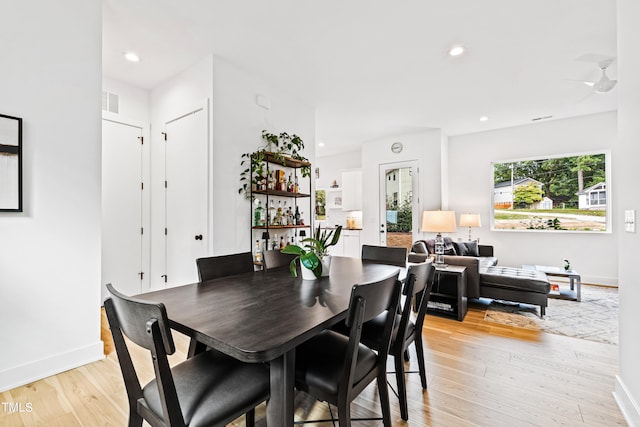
[294, 272, 402, 426]
[262, 249, 297, 270]
[104, 283, 269, 427]
[191, 252, 256, 357]
[196, 252, 254, 282]
[361, 244, 408, 267]
[357, 260, 436, 421]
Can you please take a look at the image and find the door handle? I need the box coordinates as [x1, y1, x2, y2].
[195, 234, 203, 240]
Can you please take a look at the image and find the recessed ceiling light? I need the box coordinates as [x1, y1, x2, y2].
[449, 45, 465, 57]
[318, 142, 325, 147]
[124, 52, 140, 62]
[479, 116, 489, 122]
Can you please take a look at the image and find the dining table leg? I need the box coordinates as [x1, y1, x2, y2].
[267, 349, 295, 426]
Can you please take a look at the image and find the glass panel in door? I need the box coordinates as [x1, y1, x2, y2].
[379, 161, 418, 249]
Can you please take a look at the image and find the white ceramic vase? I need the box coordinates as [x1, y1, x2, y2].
[300, 255, 332, 280]
[320, 255, 332, 277]
[301, 264, 317, 280]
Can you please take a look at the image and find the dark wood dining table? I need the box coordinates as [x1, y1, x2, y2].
[137, 256, 403, 426]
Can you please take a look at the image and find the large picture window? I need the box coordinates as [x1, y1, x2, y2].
[491, 151, 609, 232]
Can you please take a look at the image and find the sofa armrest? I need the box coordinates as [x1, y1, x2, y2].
[478, 245, 494, 257]
[441, 255, 481, 299]
[408, 253, 430, 263]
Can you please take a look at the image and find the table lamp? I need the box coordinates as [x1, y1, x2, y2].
[421, 210, 457, 266]
[459, 213, 481, 242]
[261, 231, 270, 251]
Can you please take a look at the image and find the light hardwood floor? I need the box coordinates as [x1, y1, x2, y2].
[1, 304, 625, 426]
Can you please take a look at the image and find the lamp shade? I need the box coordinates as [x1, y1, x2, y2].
[459, 213, 481, 228]
[421, 210, 457, 233]
[261, 231, 270, 240]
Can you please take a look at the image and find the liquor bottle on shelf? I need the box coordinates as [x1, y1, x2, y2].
[254, 240, 262, 263]
[285, 204, 293, 226]
[294, 175, 299, 193]
[294, 206, 301, 225]
[279, 236, 285, 250]
[267, 171, 274, 191]
[272, 234, 278, 250]
[254, 200, 263, 226]
[275, 201, 283, 225]
[268, 199, 275, 224]
[287, 174, 293, 192]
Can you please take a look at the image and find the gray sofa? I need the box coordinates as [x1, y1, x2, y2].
[410, 239, 550, 317]
[409, 239, 497, 299]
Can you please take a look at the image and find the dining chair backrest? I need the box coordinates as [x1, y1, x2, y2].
[395, 260, 435, 352]
[410, 260, 436, 332]
[196, 252, 254, 282]
[104, 283, 181, 425]
[346, 272, 402, 329]
[361, 244, 407, 267]
[262, 249, 297, 270]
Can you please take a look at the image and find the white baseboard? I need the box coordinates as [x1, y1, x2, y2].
[614, 375, 640, 427]
[0, 341, 104, 393]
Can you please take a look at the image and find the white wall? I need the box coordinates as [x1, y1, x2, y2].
[361, 130, 444, 246]
[614, 0, 640, 423]
[103, 77, 150, 123]
[315, 149, 362, 189]
[448, 112, 617, 285]
[0, 1, 103, 391]
[210, 56, 315, 255]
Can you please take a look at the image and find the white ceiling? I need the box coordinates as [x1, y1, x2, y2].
[103, 0, 617, 157]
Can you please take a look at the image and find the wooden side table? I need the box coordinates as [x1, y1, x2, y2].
[428, 265, 467, 321]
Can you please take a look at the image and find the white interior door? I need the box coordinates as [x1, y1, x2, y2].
[164, 107, 208, 287]
[102, 118, 147, 297]
[378, 161, 419, 247]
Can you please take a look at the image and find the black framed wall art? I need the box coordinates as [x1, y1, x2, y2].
[0, 114, 23, 212]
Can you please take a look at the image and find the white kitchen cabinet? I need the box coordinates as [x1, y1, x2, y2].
[341, 169, 362, 211]
[342, 229, 361, 258]
[328, 235, 344, 256]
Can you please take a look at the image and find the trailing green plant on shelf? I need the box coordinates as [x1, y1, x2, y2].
[281, 225, 342, 278]
[239, 130, 311, 199]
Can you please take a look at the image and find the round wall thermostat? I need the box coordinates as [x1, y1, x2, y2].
[391, 142, 403, 153]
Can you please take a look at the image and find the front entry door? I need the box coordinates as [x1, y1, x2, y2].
[378, 161, 419, 248]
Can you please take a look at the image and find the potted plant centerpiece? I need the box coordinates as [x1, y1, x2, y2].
[281, 225, 342, 279]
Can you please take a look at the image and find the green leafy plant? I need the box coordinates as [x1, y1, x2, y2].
[281, 225, 342, 278]
[239, 130, 311, 198]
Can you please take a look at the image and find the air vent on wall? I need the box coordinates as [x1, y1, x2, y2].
[531, 115, 553, 122]
[102, 91, 119, 114]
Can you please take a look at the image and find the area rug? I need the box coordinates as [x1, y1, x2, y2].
[483, 284, 618, 345]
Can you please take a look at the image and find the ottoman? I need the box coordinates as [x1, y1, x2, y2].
[479, 266, 550, 317]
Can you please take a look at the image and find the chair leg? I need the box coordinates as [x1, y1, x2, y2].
[540, 306, 545, 318]
[338, 400, 352, 427]
[187, 338, 207, 358]
[128, 412, 143, 427]
[394, 354, 409, 421]
[377, 368, 392, 427]
[414, 338, 428, 389]
[245, 408, 255, 427]
[403, 349, 410, 362]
